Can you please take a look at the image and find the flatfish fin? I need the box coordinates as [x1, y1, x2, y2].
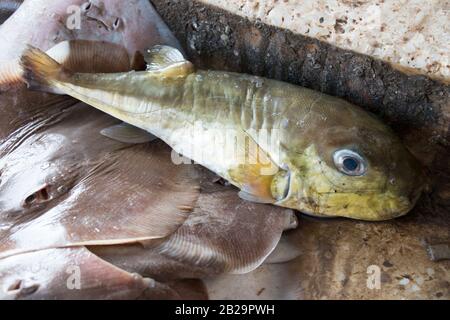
[1, 40, 131, 88]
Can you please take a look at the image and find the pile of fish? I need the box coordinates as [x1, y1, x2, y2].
[0, 0, 434, 299]
[0, 0, 300, 299]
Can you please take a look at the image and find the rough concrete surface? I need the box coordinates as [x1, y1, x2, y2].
[199, 0, 450, 83]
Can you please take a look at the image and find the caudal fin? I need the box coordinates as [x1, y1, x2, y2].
[19, 45, 67, 91]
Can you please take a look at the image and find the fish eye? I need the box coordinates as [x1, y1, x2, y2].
[333, 149, 367, 176]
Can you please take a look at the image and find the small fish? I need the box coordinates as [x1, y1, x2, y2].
[19, 43, 426, 221]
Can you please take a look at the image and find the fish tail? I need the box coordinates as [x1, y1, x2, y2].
[19, 45, 69, 92]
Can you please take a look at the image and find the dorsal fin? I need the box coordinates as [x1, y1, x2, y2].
[144, 45, 194, 78]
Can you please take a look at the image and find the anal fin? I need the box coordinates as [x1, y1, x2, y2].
[100, 122, 158, 144]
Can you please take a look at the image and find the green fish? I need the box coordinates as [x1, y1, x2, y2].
[19, 43, 425, 221]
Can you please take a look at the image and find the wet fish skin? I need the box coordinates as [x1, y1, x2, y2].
[19, 44, 426, 221]
[0, 0, 183, 61]
[0, 246, 207, 300]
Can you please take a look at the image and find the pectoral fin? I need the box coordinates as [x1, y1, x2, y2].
[228, 134, 280, 204]
[100, 122, 157, 144]
[144, 45, 194, 78]
[232, 167, 275, 204]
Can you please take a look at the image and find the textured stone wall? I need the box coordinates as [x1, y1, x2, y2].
[200, 0, 450, 83]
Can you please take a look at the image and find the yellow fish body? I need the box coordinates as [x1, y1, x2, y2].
[19, 43, 425, 220]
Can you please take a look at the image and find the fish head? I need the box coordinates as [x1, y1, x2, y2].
[273, 99, 426, 221]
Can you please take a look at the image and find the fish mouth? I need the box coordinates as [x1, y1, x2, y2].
[286, 186, 420, 221]
[275, 173, 422, 220]
[334, 192, 416, 221]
